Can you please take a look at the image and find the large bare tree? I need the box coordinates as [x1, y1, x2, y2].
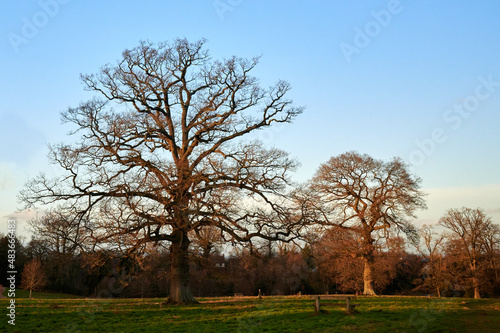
[306, 151, 426, 295]
[439, 207, 494, 299]
[20, 38, 304, 304]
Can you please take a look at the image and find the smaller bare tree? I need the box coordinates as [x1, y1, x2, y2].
[480, 222, 500, 285]
[305, 151, 426, 295]
[20, 259, 47, 299]
[439, 207, 492, 299]
[414, 224, 446, 297]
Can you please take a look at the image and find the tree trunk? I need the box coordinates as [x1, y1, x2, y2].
[473, 287, 480, 299]
[168, 229, 198, 304]
[363, 256, 376, 295]
[436, 286, 441, 298]
[29, 289, 32, 299]
[362, 231, 377, 296]
[473, 277, 480, 299]
[471, 260, 480, 299]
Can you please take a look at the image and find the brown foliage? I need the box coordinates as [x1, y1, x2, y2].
[413, 224, 447, 297]
[20, 259, 47, 299]
[440, 208, 498, 298]
[311, 228, 404, 294]
[305, 151, 426, 295]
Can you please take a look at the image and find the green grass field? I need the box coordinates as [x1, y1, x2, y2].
[1, 293, 499, 332]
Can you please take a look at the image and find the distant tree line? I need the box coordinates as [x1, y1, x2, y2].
[2, 206, 499, 299]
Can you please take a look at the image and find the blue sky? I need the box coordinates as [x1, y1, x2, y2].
[1, 0, 499, 237]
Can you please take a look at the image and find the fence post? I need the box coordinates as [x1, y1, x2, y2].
[346, 297, 352, 314]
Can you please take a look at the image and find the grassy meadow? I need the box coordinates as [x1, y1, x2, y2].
[1, 292, 500, 332]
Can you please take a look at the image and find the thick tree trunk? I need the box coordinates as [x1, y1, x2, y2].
[168, 229, 198, 304]
[363, 257, 377, 295]
[436, 286, 441, 298]
[473, 287, 480, 299]
[362, 230, 377, 296]
[473, 277, 480, 299]
[471, 261, 480, 299]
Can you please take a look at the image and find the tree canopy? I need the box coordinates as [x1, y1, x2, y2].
[20, 38, 304, 303]
[305, 151, 426, 295]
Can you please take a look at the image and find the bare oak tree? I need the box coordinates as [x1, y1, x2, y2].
[20, 259, 47, 299]
[306, 151, 426, 295]
[439, 207, 493, 299]
[20, 38, 303, 304]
